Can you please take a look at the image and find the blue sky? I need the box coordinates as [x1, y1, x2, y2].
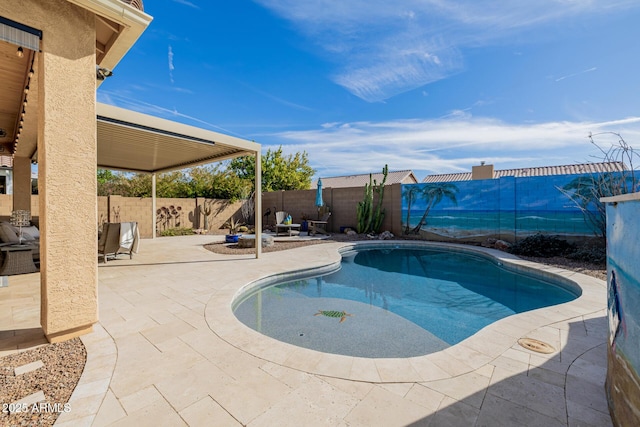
[98, 0, 640, 181]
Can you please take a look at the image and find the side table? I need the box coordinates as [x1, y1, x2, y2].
[0, 245, 38, 275]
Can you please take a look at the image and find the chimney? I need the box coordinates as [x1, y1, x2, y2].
[472, 162, 494, 180]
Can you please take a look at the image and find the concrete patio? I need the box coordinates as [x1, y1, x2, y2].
[2, 235, 612, 426]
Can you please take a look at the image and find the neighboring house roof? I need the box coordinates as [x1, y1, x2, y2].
[423, 162, 627, 183]
[314, 170, 418, 188]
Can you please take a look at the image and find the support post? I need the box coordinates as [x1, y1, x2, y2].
[151, 172, 157, 239]
[36, 3, 98, 342]
[255, 149, 262, 258]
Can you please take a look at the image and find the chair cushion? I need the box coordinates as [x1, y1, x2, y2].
[0, 223, 19, 243]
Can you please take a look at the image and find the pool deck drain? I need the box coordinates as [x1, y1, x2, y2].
[518, 337, 556, 354]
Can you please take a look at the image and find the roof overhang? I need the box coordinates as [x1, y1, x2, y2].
[66, 0, 153, 82]
[97, 103, 260, 173]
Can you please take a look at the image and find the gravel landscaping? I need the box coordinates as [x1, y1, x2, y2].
[0, 338, 85, 427]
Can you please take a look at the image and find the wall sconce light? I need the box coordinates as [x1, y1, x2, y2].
[96, 65, 114, 81]
[16, 47, 24, 58]
[24, 85, 29, 94]
[29, 68, 34, 78]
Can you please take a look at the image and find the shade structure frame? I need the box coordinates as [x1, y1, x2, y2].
[96, 103, 260, 174]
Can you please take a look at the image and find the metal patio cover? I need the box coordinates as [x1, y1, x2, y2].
[97, 103, 260, 173]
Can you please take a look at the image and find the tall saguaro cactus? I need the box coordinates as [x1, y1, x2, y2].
[357, 164, 388, 234]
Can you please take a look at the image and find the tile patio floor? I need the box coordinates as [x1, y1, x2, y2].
[1, 235, 613, 426]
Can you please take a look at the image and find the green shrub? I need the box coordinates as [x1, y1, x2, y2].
[510, 233, 575, 258]
[160, 227, 195, 236]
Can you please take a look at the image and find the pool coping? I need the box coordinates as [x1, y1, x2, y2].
[205, 240, 607, 383]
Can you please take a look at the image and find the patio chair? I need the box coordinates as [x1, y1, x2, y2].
[98, 222, 139, 263]
[308, 212, 331, 236]
[274, 211, 300, 236]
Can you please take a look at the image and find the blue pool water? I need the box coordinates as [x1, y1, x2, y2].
[233, 246, 580, 358]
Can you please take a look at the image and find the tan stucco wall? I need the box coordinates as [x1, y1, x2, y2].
[1, 0, 99, 341]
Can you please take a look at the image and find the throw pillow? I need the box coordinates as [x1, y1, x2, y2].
[22, 225, 40, 239]
[21, 232, 35, 241]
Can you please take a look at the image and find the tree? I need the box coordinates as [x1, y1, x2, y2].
[189, 164, 249, 200]
[558, 132, 639, 238]
[156, 171, 192, 198]
[125, 173, 152, 197]
[411, 183, 459, 234]
[228, 146, 315, 191]
[97, 169, 127, 196]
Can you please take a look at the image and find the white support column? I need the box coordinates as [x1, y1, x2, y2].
[254, 149, 262, 258]
[151, 173, 157, 239]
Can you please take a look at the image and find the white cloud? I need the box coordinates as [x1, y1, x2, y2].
[97, 90, 241, 136]
[254, 0, 638, 102]
[168, 45, 175, 84]
[238, 82, 313, 111]
[260, 115, 640, 179]
[555, 67, 597, 82]
[172, 0, 199, 9]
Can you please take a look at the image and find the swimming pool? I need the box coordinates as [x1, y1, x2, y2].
[233, 244, 580, 358]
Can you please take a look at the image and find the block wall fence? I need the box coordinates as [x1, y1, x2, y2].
[99, 196, 244, 238]
[0, 194, 243, 238]
[1, 171, 620, 242]
[0, 186, 400, 238]
[260, 184, 403, 236]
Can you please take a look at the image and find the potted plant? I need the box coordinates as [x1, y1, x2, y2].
[300, 213, 310, 232]
[225, 217, 244, 243]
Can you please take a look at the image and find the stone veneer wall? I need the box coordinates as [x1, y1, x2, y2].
[604, 193, 640, 426]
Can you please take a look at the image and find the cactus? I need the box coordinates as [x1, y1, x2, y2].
[356, 165, 388, 234]
[201, 199, 213, 230]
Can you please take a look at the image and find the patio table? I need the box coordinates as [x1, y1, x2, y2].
[0, 245, 38, 275]
[275, 223, 301, 236]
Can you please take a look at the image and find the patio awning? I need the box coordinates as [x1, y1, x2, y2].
[97, 103, 260, 173]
